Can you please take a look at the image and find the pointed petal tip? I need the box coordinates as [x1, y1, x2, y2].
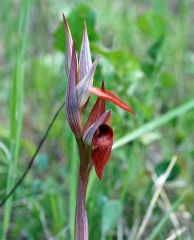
[90, 87, 134, 114]
[93, 55, 100, 65]
[128, 107, 135, 114]
[63, 14, 68, 28]
[97, 173, 103, 180]
[82, 20, 88, 41]
[92, 55, 100, 66]
[96, 55, 100, 61]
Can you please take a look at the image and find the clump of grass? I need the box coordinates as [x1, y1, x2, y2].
[1, 0, 31, 239]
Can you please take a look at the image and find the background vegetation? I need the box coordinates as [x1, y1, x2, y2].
[0, 0, 194, 239]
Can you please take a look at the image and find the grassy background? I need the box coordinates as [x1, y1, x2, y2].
[0, 0, 194, 239]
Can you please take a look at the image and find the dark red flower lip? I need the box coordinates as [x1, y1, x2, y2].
[83, 110, 112, 146]
[91, 124, 114, 180]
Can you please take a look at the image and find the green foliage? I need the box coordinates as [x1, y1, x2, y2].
[0, 0, 194, 239]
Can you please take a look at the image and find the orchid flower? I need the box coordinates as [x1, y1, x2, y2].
[63, 15, 134, 240]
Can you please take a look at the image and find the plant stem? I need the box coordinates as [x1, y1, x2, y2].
[74, 139, 91, 240]
[75, 175, 88, 240]
[69, 136, 78, 240]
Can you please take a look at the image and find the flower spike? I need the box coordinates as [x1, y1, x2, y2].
[63, 16, 134, 240]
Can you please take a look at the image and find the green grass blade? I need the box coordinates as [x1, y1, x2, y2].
[113, 98, 194, 150]
[2, 0, 31, 238]
[145, 190, 188, 240]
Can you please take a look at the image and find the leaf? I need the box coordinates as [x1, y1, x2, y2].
[101, 200, 122, 236]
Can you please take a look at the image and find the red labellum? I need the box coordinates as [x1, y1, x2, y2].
[91, 124, 113, 180]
